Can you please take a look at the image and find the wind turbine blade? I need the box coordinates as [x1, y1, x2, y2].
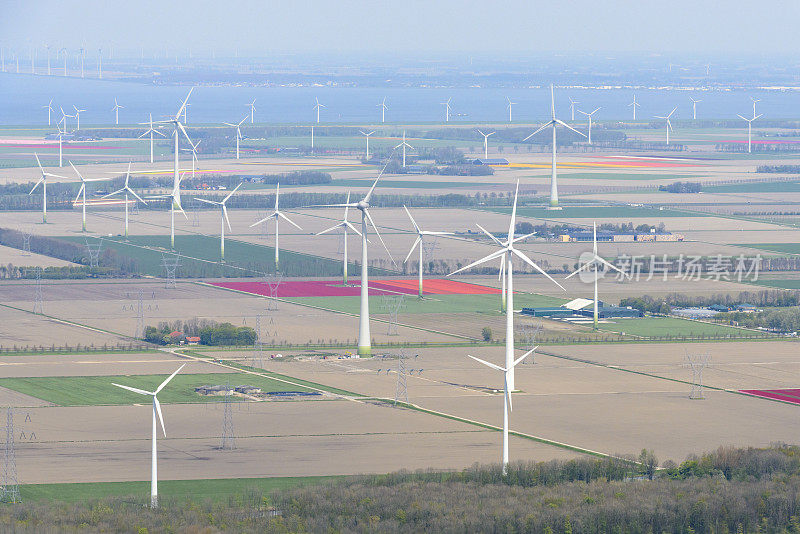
[127, 188, 148, 205]
[315, 222, 343, 235]
[403, 205, 420, 233]
[277, 210, 302, 230]
[35, 153, 44, 171]
[154, 396, 166, 437]
[344, 221, 362, 236]
[737, 114, 747, 121]
[74, 185, 84, 204]
[154, 364, 185, 394]
[176, 87, 194, 119]
[522, 122, 551, 141]
[177, 121, 192, 145]
[448, 248, 507, 277]
[468, 354, 506, 373]
[508, 180, 520, 242]
[505, 375, 512, 412]
[754, 114, 763, 120]
[512, 348, 537, 368]
[511, 248, 566, 291]
[29, 177, 44, 195]
[565, 260, 593, 279]
[596, 255, 626, 276]
[102, 187, 126, 198]
[223, 205, 231, 231]
[194, 198, 221, 206]
[112, 383, 153, 396]
[422, 231, 454, 236]
[404, 236, 421, 264]
[555, 119, 587, 137]
[511, 232, 536, 244]
[223, 182, 243, 202]
[364, 208, 395, 265]
[69, 161, 85, 181]
[475, 224, 503, 246]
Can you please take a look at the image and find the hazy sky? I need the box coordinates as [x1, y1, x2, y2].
[3, 0, 799, 55]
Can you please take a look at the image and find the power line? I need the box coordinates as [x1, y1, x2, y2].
[1, 408, 20, 503]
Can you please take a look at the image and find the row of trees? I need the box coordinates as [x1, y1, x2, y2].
[659, 181, 702, 193]
[716, 307, 800, 333]
[144, 319, 256, 345]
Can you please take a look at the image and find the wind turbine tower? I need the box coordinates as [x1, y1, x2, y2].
[248, 99, 256, 124]
[404, 206, 453, 298]
[629, 94, 640, 120]
[378, 98, 388, 123]
[441, 98, 452, 122]
[568, 97, 579, 121]
[477, 129, 496, 159]
[30, 154, 66, 223]
[316, 191, 361, 285]
[103, 162, 147, 238]
[654, 107, 677, 144]
[737, 112, 762, 153]
[578, 108, 600, 144]
[313, 97, 325, 124]
[112, 98, 123, 125]
[69, 162, 107, 232]
[690, 97, 701, 120]
[505, 97, 516, 123]
[223, 116, 248, 159]
[249, 184, 303, 269]
[522, 85, 586, 209]
[194, 183, 242, 261]
[360, 130, 375, 159]
[394, 130, 413, 167]
[139, 113, 166, 164]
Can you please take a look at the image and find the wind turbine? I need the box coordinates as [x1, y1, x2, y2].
[468, 348, 534, 475]
[315, 191, 361, 285]
[30, 154, 66, 223]
[378, 98, 388, 123]
[751, 97, 761, 117]
[247, 99, 256, 123]
[568, 97, 579, 121]
[112, 364, 185, 508]
[578, 107, 600, 144]
[394, 130, 413, 167]
[182, 139, 200, 178]
[152, 88, 194, 249]
[139, 113, 166, 164]
[689, 97, 701, 120]
[112, 98, 123, 125]
[249, 183, 302, 269]
[43, 99, 53, 126]
[194, 183, 242, 261]
[360, 130, 375, 159]
[69, 162, 107, 232]
[72, 105, 86, 131]
[505, 97, 516, 123]
[55, 118, 66, 167]
[565, 222, 625, 330]
[449, 180, 565, 390]
[522, 85, 586, 209]
[477, 129, 495, 159]
[629, 94, 640, 120]
[60, 47, 67, 76]
[654, 106, 677, 144]
[223, 116, 248, 159]
[403, 206, 453, 298]
[313, 160, 397, 356]
[441, 98, 452, 122]
[737, 112, 762, 153]
[313, 97, 325, 123]
[59, 106, 69, 133]
[97, 48, 102, 78]
[103, 162, 147, 238]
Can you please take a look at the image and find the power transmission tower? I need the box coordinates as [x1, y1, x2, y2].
[394, 351, 409, 406]
[685, 352, 710, 400]
[253, 315, 264, 367]
[265, 273, 283, 311]
[32, 267, 43, 315]
[161, 253, 181, 289]
[220, 387, 236, 450]
[381, 295, 405, 336]
[84, 237, 102, 268]
[519, 322, 543, 364]
[18, 226, 32, 257]
[422, 237, 440, 263]
[190, 208, 200, 227]
[135, 288, 145, 339]
[1, 408, 20, 503]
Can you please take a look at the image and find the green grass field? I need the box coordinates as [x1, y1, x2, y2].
[483, 205, 705, 219]
[20, 475, 339, 503]
[0, 372, 313, 406]
[703, 181, 800, 193]
[742, 243, 800, 255]
[286, 292, 566, 316]
[57, 234, 374, 278]
[559, 173, 703, 181]
[747, 278, 800, 289]
[596, 316, 749, 337]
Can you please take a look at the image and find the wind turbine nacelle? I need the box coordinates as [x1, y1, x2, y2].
[357, 200, 369, 210]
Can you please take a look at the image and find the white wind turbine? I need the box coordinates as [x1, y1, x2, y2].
[152, 88, 194, 249]
[449, 180, 565, 390]
[112, 97, 123, 125]
[378, 98, 388, 123]
[565, 222, 625, 330]
[360, 130, 375, 159]
[72, 105, 86, 131]
[139, 113, 166, 164]
[578, 107, 600, 144]
[477, 129, 495, 159]
[629, 94, 640, 120]
[654, 106, 677, 144]
[441, 98, 452, 122]
[394, 130, 413, 167]
[30, 153, 66, 223]
[59, 106, 70, 133]
[249, 183, 302, 269]
[689, 97, 701, 120]
[182, 139, 200, 178]
[505, 97, 516, 123]
[313, 97, 325, 124]
[313, 161, 397, 355]
[403, 206, 453, 298]
[568, 97, 579, 121]
[468, 348, 535, 475]
[112, 364, 185, 509]
[60, 47, 67, 76]
[194, 183, 243, 261]
[69, 161, 107, 232]
[43, 99, 53, 126]
[737, 112, 762, 154]
[247, 99, 256, 124]
[316, 191, 361, 285]
[103, 162, 147, 238]
[522, 85, 586, 209]
[55, 118, 66, 167]
[223, 116, 248, 159]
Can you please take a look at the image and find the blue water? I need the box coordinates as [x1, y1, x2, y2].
[2, 73, 800, 126]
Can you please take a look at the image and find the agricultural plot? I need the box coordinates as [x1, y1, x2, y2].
[594, 316, 751, 338]
[483, 205, 706, 219]
[210, 278, 501, 298]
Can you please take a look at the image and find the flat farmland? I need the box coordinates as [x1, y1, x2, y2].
[594, 316, 752, 338]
